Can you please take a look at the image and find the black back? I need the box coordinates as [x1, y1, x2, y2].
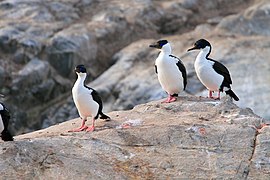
[0, 103, 13, 141]
[169, 55, 187, 90]
[208, 58, 232, 91]
[84, 85, 104, 119]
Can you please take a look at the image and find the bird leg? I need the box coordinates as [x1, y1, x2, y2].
[212, 91, 220, 100]
[86, 118, 95, 132]
[208, 90, 220, 100]
[162, 95, 177, 103]
[215, 91, 221, 100]
[68, 118, 88, 132]
[208, 90, 213, 98]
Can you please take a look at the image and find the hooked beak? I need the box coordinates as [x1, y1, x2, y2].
[187, 46, 198, 52]
[149, 43, 161, 49]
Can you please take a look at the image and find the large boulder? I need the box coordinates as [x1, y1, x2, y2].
[2, 97, 269, 179]
[46, 25, 97, 78]
[217, 0, 270, 36]
[7, 59, 71, 134]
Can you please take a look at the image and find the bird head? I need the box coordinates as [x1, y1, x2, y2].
[187, 39, 211, 52]
[75, 65, 87, 77]
[149, 40, 171, 53]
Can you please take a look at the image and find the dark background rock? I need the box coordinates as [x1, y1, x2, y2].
[217, 0, 270, 36]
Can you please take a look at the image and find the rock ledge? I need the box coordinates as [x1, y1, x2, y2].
[1, 96, 269, 179]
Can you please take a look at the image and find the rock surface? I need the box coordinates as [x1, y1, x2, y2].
[1, 97, 269, 179]
[217, 0, 270, 36]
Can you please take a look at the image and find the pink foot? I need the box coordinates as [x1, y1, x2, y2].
[86, 126, 95, 132]
[209, 96, 220, 100]
[68, 125, 88, 132]
[208, 90, 220, 100]
[161, 96, 177, 103]
[121, 123, 131, 129]
[199, 127, 206, 135]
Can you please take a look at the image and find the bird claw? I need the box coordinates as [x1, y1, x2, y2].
[85, 126, 95, 132]
[161, 97, 177, 103]
[209, 96, 220, 100]
[68, 125, 88, 132]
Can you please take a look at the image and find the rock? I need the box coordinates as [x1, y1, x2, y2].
[0, 66, 5, 87]
[46, 25, 97, 77]
[249, 126, 270, 178]
[0, 27, 20, 53]
[7, 59, 71, 134]
[217, 0, 270, 36]
[19, 38, 43, 56]
[12, 59, 50, 95]
[1, 97, 268, 179]
[155, 1, 192, 34]
[12, 51, 31, 65]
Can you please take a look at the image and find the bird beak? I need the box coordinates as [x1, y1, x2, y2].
[74, 68, 80, 73]
[149, 43, 161, 49]
[0, 94, 4, 98]
[187, 46, 198, 52]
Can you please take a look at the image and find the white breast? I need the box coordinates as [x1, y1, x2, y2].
[195, 54, 223, 91]
[72, 84, 99, 119]
[156, 54, 184, 95]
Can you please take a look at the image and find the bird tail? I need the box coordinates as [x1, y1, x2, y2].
[225, 89, 239, 101]
[99, 112, 111, 120]
[1, 130, 14, 141]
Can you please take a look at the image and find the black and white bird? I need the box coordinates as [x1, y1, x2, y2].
[69, 65, 110, 132]
[149, 40, 187, 103]
[0, 102, 14, 141]
[187, 39, 239, 101]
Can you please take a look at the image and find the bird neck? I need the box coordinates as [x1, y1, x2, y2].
[75, 73, 87, 87]
[197, 46, 211, 61]
[160, 43, 172, 55]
